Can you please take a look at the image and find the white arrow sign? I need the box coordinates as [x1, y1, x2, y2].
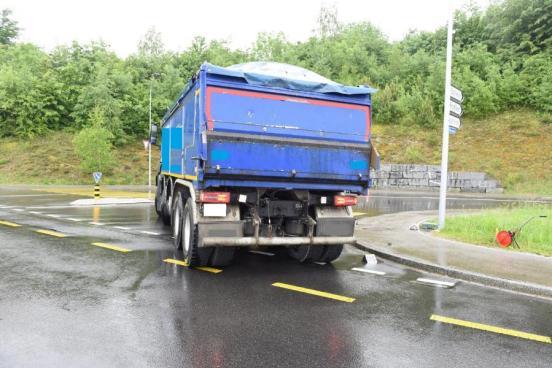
[93, 172, 102, 184]
[449, 100, 463, 117]
[448, 115, 461, 129]
[451, 85, 463, 103]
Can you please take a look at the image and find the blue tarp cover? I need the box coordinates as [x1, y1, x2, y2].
[204, 62, 376, 96]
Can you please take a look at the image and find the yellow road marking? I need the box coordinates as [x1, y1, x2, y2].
[163, 258, 223, 274]
[164, 258, 189, 267]
[91, 242, 131, 253]
[35, 229, 67, 238]
[352, 212, 367, 217]
[195, 266, 223, 274]
[430, 314, 551, 344]
[0, 220, 21, 227]
[272, 282, 355, 303]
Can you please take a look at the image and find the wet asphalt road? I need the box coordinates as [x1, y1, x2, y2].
[0, 188, 551, 367]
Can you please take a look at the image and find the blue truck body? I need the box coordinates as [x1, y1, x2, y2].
[160, 62, 374, 194]
[156, 62, 376, 267]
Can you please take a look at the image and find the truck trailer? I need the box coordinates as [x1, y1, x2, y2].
[154, 62, 377, 267]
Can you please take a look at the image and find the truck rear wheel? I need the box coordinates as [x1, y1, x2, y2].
[181, 197, 211, 267]
[319, 244, 343, 263]
[288, 245, 324, 263]
[160, 179, 171, 226]
[172, 192, 184, 250]
[210, 247, 236, 267]
[155, 181, 163, 217]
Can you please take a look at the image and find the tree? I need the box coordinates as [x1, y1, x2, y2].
[73, 107, 116, 174]
[0, 9, 19, 45]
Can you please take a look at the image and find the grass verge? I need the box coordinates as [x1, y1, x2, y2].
[0, 131, 160, 185]
[437, 205, 552, 256]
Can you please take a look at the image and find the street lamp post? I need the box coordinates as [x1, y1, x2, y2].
[147, 72, 160, 199]
[438, 1, 455, 229]
[148, 81, 152, 198]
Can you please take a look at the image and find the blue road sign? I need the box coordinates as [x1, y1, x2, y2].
[93, 172, 102, 184]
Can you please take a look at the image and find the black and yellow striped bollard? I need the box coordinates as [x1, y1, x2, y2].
[94, 184, 101, 199]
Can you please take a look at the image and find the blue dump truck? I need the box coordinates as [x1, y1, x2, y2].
[153, 62, 377, 267]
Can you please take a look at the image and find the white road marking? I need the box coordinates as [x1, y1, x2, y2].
[140, 230, 160, 235]
[28, 211, 42, 215]
[352, 267, 386, 275]
[249, 250, 275, 256]
[89, 222, 105, 226]
[314, 261, 327, 266]
[12, 208, 24, 212]
[66, 218, 85, 222]
[416, 277, 457, 288]
[113, 226, 131, 230]
[46, 214, 62, 218]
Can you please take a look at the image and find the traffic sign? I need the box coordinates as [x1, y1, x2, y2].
[448, 115, 461, 129]
[449, 100, 463, 117]
[449, 126, 457, 134]
[93, 172, 102, 184]
[450, 85, 463, 103]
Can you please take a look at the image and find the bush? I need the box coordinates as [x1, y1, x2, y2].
[73, 108, 116, 174]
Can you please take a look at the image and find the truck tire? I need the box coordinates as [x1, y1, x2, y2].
[172, 192, 184, 250]
[181, 197, 211, 267]
[318, 244, 343, 263]
[154, 178, 163, 217]
[160, 180, 171, 226]
[288, 245, 324, 263]
[210, 247, 236, 267]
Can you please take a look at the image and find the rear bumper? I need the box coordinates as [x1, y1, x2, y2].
[201, 236, 356, 247]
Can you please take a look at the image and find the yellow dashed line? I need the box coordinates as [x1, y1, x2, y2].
[163, 258, 223, 274]
[430, 314, 551, 344]
[91, 242, 131, 253]
[35, 229, 67, 238]
[195, 266, 223, 274]
[0, 220, 21, 227]
[164, 258, 189, 267]
[272, 282, 355, 303]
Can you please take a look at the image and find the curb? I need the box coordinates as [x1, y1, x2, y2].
[355, 240, 552, 299]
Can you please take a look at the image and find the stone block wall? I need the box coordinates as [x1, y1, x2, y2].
[369, 164, 503, 193]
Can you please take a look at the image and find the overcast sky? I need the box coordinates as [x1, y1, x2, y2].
[4, 0, 491, 57]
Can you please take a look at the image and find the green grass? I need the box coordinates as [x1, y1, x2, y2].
[437, 205, 552, 256]
[0, 131, 160, 185]
[372, 109, 552, 195]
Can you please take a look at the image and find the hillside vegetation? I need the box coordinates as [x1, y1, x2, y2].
[0, 131, 159, 185]
[0, 110, 549, 194]
[373, 110, 552, 194]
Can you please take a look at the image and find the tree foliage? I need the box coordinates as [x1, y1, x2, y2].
[73, 108, 116, 173]
[0, 9, 19, 45]
[0, 0, 551, 142]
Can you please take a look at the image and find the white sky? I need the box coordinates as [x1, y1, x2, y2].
[3, 0, 491, 57]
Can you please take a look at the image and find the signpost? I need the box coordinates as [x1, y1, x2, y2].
[438, 1, 457, 230]
[93, 172, 102, 199]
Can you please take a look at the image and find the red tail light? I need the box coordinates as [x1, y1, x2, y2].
[334, 195, 357, 206]
[199, 191, 230, 203]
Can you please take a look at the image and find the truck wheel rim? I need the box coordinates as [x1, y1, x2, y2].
[183, 214, 191, 252]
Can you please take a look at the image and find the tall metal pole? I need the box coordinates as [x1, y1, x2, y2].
[148, 83, 152, 199]
[438, 1, 454, 230]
